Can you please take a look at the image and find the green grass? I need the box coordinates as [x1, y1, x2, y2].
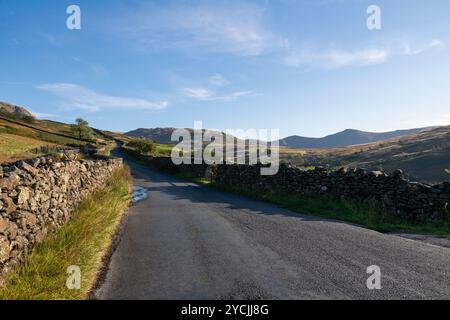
[181, 174, 450, 237]
[125, 142, 174, 157]
[0, 122, 85, 147]
[0, 133, 53, 163]
[0, 167, 132, 300]
[154, 143, 173, 156]
[96, 142, 116, 156]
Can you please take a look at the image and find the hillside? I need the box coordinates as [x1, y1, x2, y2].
[0, 102, 114, 163]
[125, 128, 180, 144]
[281, 125, 450, 183]
[125, 127, 244, 145]
[276, 127, 434, 148]
[0, 101, 35, 120]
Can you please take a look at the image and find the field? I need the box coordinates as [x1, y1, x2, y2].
[0, 117, 114, 164]
[0, 133, 54, 163]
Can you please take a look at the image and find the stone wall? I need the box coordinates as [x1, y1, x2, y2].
[122, 147, 450, 222]
[212, 164, 450, 222]
[0, 153, 123, 279]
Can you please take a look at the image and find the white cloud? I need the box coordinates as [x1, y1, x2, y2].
[285, 39, 444, 69]
[285, 47, 390, 69]
[327, 49, 389, 67]
[182, 88, 213, 100]
[182, 87, 253, 102]
[400, 113, 450, 128]
[38, 83, 168, 112]
[209, 74, 231, 87]
[116, 2, 272, 56]
[430, 39, 444, 47]
[28, 110, 59, 119]
[402, 39, 444, 56]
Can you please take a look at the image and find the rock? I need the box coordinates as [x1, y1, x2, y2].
[29, 158, 41, 168]
[17, 187, 30, 205]
[0, 219, 18, 240]
[19, 161, 38, 175]
[337, 167, 348, 174]
[20, 212, 37, 229]
[29, 197, 38, 211]
[0, 174, 20, 190]
[1, 196, 17, 215]
[392, 169, 404, 178]
[0, 236, 11, 263]
[6, 222, 18, 240]
[371, 171, 385, 177]
[0, 218, 9, 234]
[11, 235, 28, 251]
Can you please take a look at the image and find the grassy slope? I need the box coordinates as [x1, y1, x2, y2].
[0, 118, 85, 147]
[0, 133, 54, 163]
[281, 126, 450, 183]
[0, 117, 116, 163]
[0, 167, 132, 300]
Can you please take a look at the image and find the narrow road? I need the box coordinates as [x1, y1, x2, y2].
[94, 154, 450, 299]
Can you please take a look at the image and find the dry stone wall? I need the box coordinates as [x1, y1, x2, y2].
[0, 153, 123, 280]
[212, 164, 450, 222]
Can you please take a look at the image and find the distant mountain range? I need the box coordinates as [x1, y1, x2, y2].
[126, 127, 436, 149]
[275, 128, 435, 149]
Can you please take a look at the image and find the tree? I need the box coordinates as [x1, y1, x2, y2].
[126, 138, 155, 154]
[72, 118, 94, 141]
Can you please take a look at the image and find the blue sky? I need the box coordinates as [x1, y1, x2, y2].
[1, 0, 449, 138]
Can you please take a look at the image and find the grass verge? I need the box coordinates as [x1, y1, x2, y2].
[0, 166, 132, 300]
[180, 174, 450, 237]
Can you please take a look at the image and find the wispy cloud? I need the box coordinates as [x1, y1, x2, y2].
[285, 48, 389, 68]
[38, 83, 168, 112]
[400, 113, 450, 128]
[28, 109, 59, 119]
[285, 39, 444, 69]
[209, 74, 231, 87]
[401, 38, 444, 56]
[182, 87, 253, 102]
[115, 2, 272, 56]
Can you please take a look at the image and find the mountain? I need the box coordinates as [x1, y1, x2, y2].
[0, 101, 35, 120]
[276, 128, 435, 149]
[125, 127, 244, 145]
[281, 125, 450, 183]
[125, 128, 181, 144]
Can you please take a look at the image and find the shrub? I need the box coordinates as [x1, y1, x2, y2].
[126, 138, 155, 154]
